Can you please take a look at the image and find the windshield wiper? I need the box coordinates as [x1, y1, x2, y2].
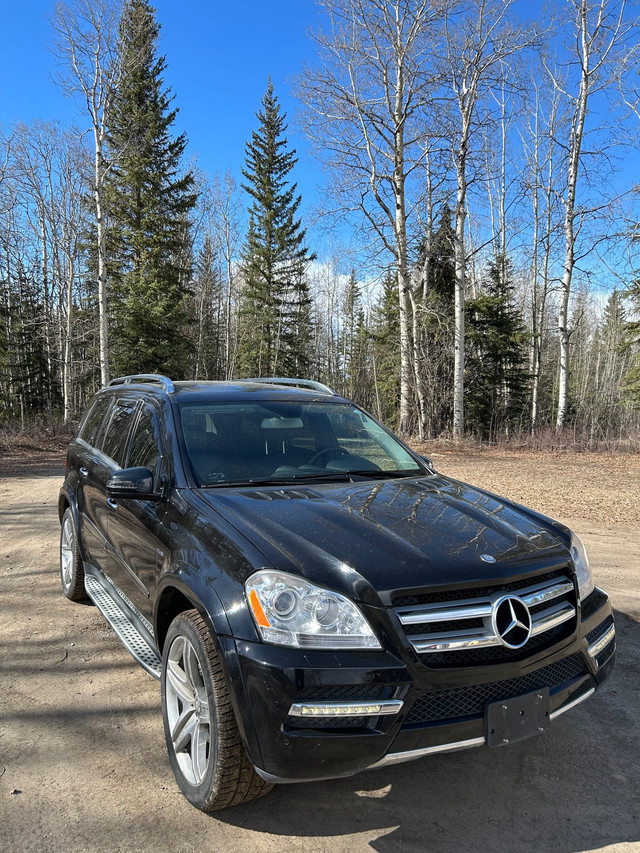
[201, 471, 353, 488]
[336, 469, 423, 479]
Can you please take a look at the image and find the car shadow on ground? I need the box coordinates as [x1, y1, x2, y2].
[217, 609, 638, 853]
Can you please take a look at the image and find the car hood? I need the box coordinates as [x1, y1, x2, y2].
[197, 475, 571, 605]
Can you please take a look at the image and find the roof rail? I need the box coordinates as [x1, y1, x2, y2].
[244, 377, 339, 396]
[109, 374, 175, 393]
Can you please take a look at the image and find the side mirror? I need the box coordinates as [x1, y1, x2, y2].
[107, 467, 161, 501]
[420, 455, 435, 471]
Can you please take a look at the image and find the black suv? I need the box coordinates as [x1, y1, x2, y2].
[59, 375, 615, 811]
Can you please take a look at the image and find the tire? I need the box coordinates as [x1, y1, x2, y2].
[60, 508, 87, 601]
[161, 609, 273, 811]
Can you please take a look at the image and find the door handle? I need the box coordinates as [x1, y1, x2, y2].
[79, 467, 89, 478]
[107, 498, 118, 511]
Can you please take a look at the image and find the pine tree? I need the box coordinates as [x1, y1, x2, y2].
[466, 254, 530, 440]
[622, 281, 640, 408]
[238, 80, 314, 377]
[191, 236, 224, 380]
[417, 204, 456, 437]
[370, 269, 401, 427]
[106, 0, 197, 378]
[340, 270, 370, 403]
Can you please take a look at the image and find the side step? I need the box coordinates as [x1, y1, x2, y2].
[84, 566, 161, 679]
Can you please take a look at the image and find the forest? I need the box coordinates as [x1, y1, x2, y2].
[1, 0, 640, 445]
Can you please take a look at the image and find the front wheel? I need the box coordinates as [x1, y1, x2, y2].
[60, 508, 87, 601]
[161, 609, 272, 811]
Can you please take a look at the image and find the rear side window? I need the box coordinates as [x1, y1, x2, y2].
[78, 395, 111, 448]
[101, 401, 137, 467]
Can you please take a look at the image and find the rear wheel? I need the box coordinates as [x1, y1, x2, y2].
[161, 609, 272, 811]
[60, 508, 87, 601]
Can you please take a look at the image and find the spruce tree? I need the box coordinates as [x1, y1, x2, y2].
[106, 0, 197, 378]
[340, 270, 370, 403]
[622, 282, 640, 407]
[238, 80, 314, 377]
[466, 254, 530, 440]
[418, 204, 456, 437]
[370, 269, 401, 428]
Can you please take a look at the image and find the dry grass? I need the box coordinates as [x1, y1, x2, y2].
[412, 440, 640, 525]
[1, 425, 637, 525]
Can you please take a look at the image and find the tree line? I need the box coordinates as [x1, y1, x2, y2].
[0, 0, 639, 445]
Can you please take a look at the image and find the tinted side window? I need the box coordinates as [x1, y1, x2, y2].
[101, 401, 137, 467]
[78, 395, 111, 448]
[128, 407, 161, 476]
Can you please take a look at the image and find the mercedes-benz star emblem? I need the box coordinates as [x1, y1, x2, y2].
[492, 595, 532, 649]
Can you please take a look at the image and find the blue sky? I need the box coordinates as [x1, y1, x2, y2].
[0, 0, 323, 212]
[1, 1, 637, 289]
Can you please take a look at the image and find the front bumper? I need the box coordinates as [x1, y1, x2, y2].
[225, 588, 615, 784]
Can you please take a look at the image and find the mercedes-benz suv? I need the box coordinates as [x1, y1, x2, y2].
[58, 375, 615, 811]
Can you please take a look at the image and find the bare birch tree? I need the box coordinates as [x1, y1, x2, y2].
[52, 0, 123, 387]
[550, 0, 634, 430]
[520, 75, 564, 431]
[295, 0, 439, 435]
[11, 122, 87, 420]
[441, 0, 537, 439]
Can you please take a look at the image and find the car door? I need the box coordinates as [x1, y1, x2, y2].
[106, 402, 167, 617]
[73, 394, 115, 571]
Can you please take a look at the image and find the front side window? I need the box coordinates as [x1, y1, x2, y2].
[128, 406, 162, 478]
[178, 400, 423, 486]
[100, 401, 137, 467]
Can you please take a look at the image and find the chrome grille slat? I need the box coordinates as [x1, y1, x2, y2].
[395, 573, 576, 659]
[521, 580, 574, 608]
[411, 630, 501, 653]
[530, 601, 575, 636]
[398, 602, 493, 625]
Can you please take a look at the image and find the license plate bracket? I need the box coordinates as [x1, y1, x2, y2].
[486, 688, 550, 748]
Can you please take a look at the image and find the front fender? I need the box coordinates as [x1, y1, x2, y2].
[154, 569, 233, 650]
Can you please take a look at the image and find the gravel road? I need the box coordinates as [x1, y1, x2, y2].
[0, 450, 638, 853]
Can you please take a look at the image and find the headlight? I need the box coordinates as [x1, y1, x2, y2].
[245, 570, 381, 650]
[571, 533, 594, 601]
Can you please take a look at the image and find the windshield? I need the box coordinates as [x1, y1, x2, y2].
[177, 400, 424, 487]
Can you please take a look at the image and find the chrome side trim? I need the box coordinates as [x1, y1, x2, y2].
[588, 624, 616, 659]
[288, 700, 404, 717]
[549, 687, 595, 720]
[368, 737, 486, 770]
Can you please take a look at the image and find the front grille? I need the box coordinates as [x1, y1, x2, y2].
[392, 571, 560, 607]
[404, 654, 586, 726]
[394, 569, 577, 668]
[586, 615, 614, 645]
[295, 685, 396, 701]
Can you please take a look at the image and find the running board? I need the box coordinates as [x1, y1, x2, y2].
[84, 566, 161, 679]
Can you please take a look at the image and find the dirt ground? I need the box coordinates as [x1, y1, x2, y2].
[1, 445, 639, 853]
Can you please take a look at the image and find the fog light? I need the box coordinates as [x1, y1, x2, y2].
[288, 700, 403, 717]
[587, 623, 615, 659]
